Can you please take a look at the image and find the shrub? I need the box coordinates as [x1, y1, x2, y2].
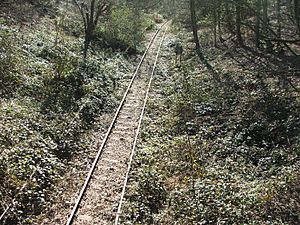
[142, 15, 156, 31]
[58, 9, 83, 37]
[0, 29, 21, 97]
[76, 56, 116, 124]
[123, 169, 166, 224]
[94, 5, 144, 53]
[152, 13, 164, 23]
[0, 99, 62, 224]
[41, 55, 116, 120]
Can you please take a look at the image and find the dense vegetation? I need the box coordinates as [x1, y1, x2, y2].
[0, 0, 154, 224]
[120, 0, 300, 224]
[0, 0, 299, 224]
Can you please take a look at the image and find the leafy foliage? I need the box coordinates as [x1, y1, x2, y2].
[121, 31, 300, 224]
[95, 5, 144, 53]
[0, 9, 134, 223]
[0, 29, 21, 97]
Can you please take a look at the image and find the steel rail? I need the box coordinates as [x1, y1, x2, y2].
[65, 21, 169, 225]
[114, 22, 170, 225]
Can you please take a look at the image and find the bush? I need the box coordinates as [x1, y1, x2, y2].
[58, 9, 83, 37]
[0, 99, 62, 224]
[0, 29, 21, 97]
[95, 5, 144, 53]
[142, 15, 156, 31]
[123, 169, 167, 224]
[41, 54, 116, 121]
[152, 13, 164, 23]
[77, 56, 116, 123]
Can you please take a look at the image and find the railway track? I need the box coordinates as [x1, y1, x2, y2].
[65, 21, 170, 225]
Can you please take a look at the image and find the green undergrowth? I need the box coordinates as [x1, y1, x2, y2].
[121, 30, 300, 224]
[0, 15, 134, 224]
[94, 6, 156, 54]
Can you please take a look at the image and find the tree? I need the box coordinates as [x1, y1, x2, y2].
[190, 0, 204, 59]
[255, 0, 262, 48]
[262, 0, 269, 35]
[276, 0, 281, 39]
[189, 0, 220, 82]
[72, 0, 112, 59]
[295, 0, 300, 34]
[235, 0, 244, 46]
[223, 0, 234, 34]
[212, 0, 218, 47]
[217, 0, 223, 43]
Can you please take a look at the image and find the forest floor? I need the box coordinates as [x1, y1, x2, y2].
[120, 23, 300, 224]
[1, 2, 300, 224]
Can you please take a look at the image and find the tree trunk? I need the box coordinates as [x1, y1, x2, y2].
[287, 0, 293, 13]
[255, 0, 262, 48]
[190, 0, 220, 82]
[213, 0, 217, 47]
[236, 2, 244, 46]
[276, 0, 281, 39]
[225, 1, 233, 33]
[190, 0, 203, 59]
[72, 0, 110, 59]
[262, 0, 269, 35]
[217, 0, 222, 42]
[295, 0, 300, 34]
[83, 26, 93, 59]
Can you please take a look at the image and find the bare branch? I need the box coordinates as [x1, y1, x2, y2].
[94, 2, 109, 27]
[72, 0, 87, 31]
